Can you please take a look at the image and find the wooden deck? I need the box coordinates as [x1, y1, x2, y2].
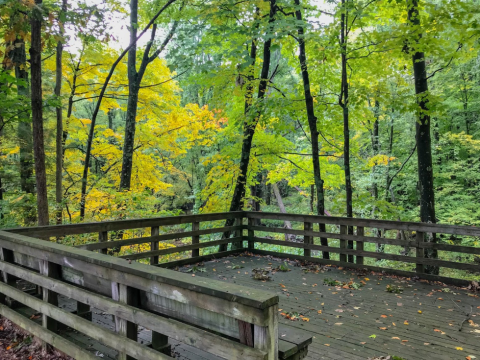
[174, 254, 480, 360]
[12, 253, 478, 360]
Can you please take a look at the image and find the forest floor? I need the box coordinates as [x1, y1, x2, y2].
[175, 253, 480, 360]
[0, 316, 72, 360]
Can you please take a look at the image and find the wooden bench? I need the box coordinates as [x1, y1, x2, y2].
[278, 324, 312, 360]
[186, 323, 312, 360]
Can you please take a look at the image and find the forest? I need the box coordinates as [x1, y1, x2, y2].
[0, 0, 479, 271]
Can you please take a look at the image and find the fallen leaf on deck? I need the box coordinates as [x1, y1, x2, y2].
[324, 344, 330, 346]
[404, 321, 409, 325]
[379, 327, 387, 330]
[334, 323, 343, 326]
[369, 334, 377, 339]
[381, 315, 387, 318]
[456, 347, 463, 350]
[317, 310, 322, 314]
[424, 343, 430, 345]
[402, 340, 408, 342]
[434, 329, 442, 332]
[418, 310, 422, 314]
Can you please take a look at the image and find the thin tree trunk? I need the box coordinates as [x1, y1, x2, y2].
[340, 0, 353, 262]
[371, 100, 384, 253]
[55, 0, 67, 225]
[31, 0, 49, 226]
[272, 183, 295, 241]
[406, 0, 438, 274]
[294, 0, 329, 258]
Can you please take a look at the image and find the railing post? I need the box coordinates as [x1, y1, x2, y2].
[248, 217, 255, 250]
[0, 248, 17, 306]
[232, 217, 243, 250]
[98, 231, 108, 255]
[416, 231, 425, 274]
[112, 282, 138, 360]
[356, 226, 364, 265]
[40, 260, 61, 332]
[304, 222, 312, 257]
[192, 221, 200, 258]
[150, 226, 159, 265]
[339, 225, 347, 263]
[253, 304, 278, 360]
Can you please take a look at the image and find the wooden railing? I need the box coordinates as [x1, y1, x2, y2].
[6, 210, 480, 285]
[0, 228, 278, 360]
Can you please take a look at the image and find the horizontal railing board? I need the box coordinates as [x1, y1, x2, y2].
[0, 305, 98, 360]
[246, 212, 480, 237]
[249, 225, 417, 247]
[0, 281, 172, 360]
[419, 242, 480, 254]
[79, 225, 243, 251]
[7, 212, 243, 237]
[0, 260, 266, 360]
[156, 249, 245, 268]
[250, 249, 471, 287]
[251, 236, 479, 272]
[120, 237, 242, 260]
[0, 231, 278, 314]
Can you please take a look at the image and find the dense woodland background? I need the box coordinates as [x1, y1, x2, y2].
[0, 0, 479, 274]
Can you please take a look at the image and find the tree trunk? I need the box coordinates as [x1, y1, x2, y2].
[272, 183, 295, 241]
[406, 0, 438, 274]
[294, 0, 329, 258]
[31, 0, 49, 226]
[119, 0, 140, 191]
[340, 0, 353, 261]
[55, 0, 67, 225]
[11, 38, 36, 225]
[371, 101, 384, 253]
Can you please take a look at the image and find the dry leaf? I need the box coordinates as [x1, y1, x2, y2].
[402, 340, 408, 342]
[434, 329, 442, 332]
[404, 321, 409, 325]
[335, 323, 343, 326]
[379, 327, 387, 330]
[317, 310, 322, 314]
[456, 347, 464, 351]
[381, 315, 388, 318]
[392, 337, 400, 340]
[324, 344, 330, 346]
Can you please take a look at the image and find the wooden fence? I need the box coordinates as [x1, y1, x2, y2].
[7, 211, 480, 287]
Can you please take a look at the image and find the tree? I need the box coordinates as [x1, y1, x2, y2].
[31, 0, 49, 226]
[55, 0, 67, 224]
[119, 0, 179, 191]
[406, 0, 438, 274]
[293, 0, 329, 258]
